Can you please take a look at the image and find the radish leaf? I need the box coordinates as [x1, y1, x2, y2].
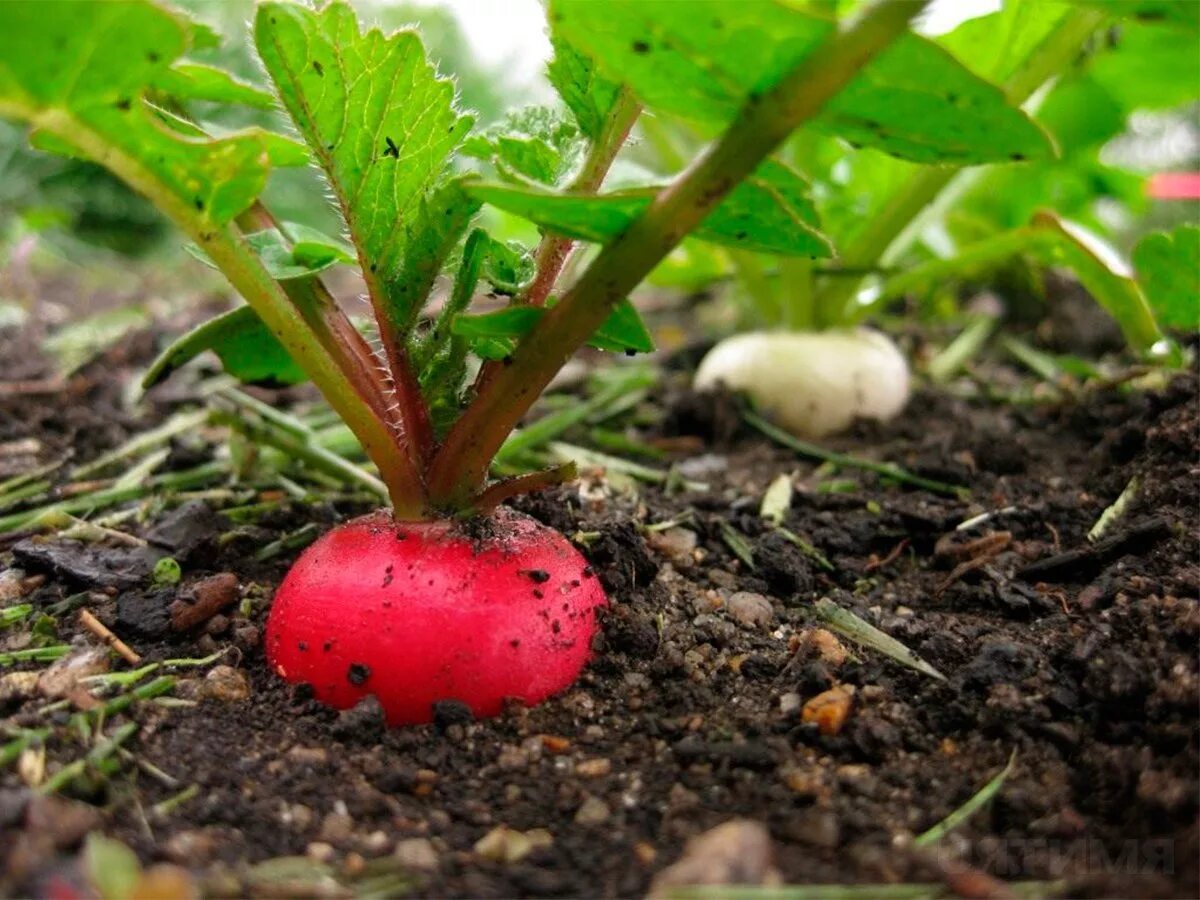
[151, 62, 276, 109]
[548, 0, 1052, 164]
[255, 2, 474, 335]
[470, 160, 831, 257]
[462, 107, 583, 186]
[453, 300, 654, 356]
[1133, 226, 1200, 331]
[143, 306, 307, 389]
[547, 35, 621, 141]
[0, 2, 278, 227]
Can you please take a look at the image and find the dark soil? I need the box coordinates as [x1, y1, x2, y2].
[1, 306, 1197, 899]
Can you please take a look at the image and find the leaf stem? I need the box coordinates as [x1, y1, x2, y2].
[27, 111, 426, 516]
[524, 88, 642, 308]
[426, 0, 929, 506]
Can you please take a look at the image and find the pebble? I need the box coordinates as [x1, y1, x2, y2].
[726, 592, 774, 628]
[332, 695, 386, 743]
[648, 819, 780, 896]
[473, 825, 553, 864]
[574, 795, 611, 826]
[318, 811, 354, 844]
[169, 573, 239, 632]
[394, 837, 439, 871]
[0, 671, 39, 704]
[576, 758, 612, 779]
[802, 685, 855, 736]
[202, 666, 250, 703]
[798, 628, 848, 667]
[779, 692, 802, 716]
[286, 746, 329, 766]
[164, 829, 217, 865]
[306, 841, 336, 863]
[646, 527, 699, 565]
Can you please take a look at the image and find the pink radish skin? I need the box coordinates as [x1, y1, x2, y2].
[265, 507, 607, 725]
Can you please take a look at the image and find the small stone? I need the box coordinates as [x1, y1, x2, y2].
[170, 573, 239, 632]
[0, 671, 39, 703]
[164, 829, 217, 865]
[234, 625, 260, 650]
[576, 758, 612, 779]
[473, 825, 552, 864]
[319, 812, 354, 844]
[394, 837, 439, 871]
[801, 685, 855, 736]
[496, 745, 530, 770]
[306, 842, 336, 863]
[779, 692, 802, 716]
[649, 820, 780, 896]
[726, 592, 774, 628]
[286, 746, 329, 766]
[540, 735, 571, 754]
[646, 527, 699, 565]
[202, 666, 250, 703]
[363, 831, 390, 853]
[798, 628, 848, 667]
[574, 795, 611, 826]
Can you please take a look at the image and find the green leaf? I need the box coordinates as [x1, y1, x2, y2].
[471, 160, 831, 257]
[462, 106, 583, 186]
[940, 2, 1074, 84]
[142, 306, 307, 390]
[1031, 212, 1167, 356]
[151, 62, 275, 109]
[453, 299, 654, 356]
[1068, 1, 1200, 31]
[0, 1, 281, 228]
[1133, 226, 1200, 331]
[548, 0, 1053, 164]
[480, 237, 536, 295]
[83, 833, 142, 900]
[546, 35, 622, 140]
[185, 228, 354, 281]
[255, 2, 474, 333]
[1087, 24, 1200, 111]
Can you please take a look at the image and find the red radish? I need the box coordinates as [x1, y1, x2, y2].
[265, 507, 607, 725]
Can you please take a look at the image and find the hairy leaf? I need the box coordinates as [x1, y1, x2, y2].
[546, 34, 621, 140]
[151, 62, 275, 109]
[462, 106, 583, 186]
[548, 0, 1052, 164]
[470, 160, 831, 257]
[186, 228, 355, 280]
[453, 299, 655, 356]
[143, 306, 307, 389]
[0, 1, 279, 227]
[255, 2, 474, 333]
[1133, 226, 1200, 331]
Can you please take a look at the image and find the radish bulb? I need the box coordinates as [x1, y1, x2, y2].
[693, 329, 910, 438]
[266, 508, 606, 725]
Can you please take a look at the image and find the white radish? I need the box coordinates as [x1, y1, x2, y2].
[693, 329, 910, 438]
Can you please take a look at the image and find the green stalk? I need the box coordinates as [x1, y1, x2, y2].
[823, 8, 1107, 324]
[427, 0, 929, 508]
[523, 89, 643, 308]
[22, 111, 423, 517]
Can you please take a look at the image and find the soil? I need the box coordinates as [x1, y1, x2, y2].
[0, 296, 1197, 899]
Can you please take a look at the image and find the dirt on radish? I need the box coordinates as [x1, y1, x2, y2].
[0, 302, 1196, 899]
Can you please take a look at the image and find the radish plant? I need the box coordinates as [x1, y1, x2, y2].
[678, 0, 1196, 434]
[0, 0, 1068, 723]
